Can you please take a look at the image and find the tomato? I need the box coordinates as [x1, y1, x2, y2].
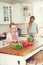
[22, 41, 34, 47]
[22, 41, 28, 47]
[28, 42, 34, 46]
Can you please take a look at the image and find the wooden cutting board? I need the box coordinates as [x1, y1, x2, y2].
[0, 43, 43, 57]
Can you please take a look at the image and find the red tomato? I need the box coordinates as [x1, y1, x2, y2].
[22, 41, 28, 44]
[22, 41, 28, 47]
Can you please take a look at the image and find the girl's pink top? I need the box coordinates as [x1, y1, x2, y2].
[12, 33, 19, 41]
[7, 32, 19, 44]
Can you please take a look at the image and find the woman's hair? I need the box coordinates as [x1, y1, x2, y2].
[29, 16, 35, 24]
[30, 16, 35, 20]
[9, 23, 16, 28]
[28, 16, 35, 29]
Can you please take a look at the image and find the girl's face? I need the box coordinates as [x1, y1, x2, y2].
[10, 25, 17, 33]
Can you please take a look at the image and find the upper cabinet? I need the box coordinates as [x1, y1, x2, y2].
[0, 2, 11, 24]
[11, 3, 25, 24]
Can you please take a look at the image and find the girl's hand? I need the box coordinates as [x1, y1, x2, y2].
[12, 40, 18, 43]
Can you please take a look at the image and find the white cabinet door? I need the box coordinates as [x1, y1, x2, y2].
[11, 3, 24, 24]
[0, 54, 18, 65]
[0, 2, 11, 24]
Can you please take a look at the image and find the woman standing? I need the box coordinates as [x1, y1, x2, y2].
[27, 16, 38, 36]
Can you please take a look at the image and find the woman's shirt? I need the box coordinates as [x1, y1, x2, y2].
[28, 23, 37, 34]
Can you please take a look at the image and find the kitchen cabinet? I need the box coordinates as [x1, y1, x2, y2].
[0, 2, 11, 24]
[0, 54, 18, 65]
[11, 3, 25, 24]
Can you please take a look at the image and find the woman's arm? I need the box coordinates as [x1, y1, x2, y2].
[27, 28, 29, 34]
[36, 24, 38, 34]
[27, 25, 30, 34]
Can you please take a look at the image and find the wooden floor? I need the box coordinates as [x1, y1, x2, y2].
[26, 50, 43, 65]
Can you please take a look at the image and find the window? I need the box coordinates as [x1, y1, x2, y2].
[3, 6, 9, 21]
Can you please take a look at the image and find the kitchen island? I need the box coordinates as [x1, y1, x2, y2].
[0, 38, 43, 65]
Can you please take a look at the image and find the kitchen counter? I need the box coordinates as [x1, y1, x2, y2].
[0, 42, 43, 57]
[0, 39, 43, 65]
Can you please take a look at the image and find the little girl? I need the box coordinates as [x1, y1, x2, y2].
[6, 23, 19, 43]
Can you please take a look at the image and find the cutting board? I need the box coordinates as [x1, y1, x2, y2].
[0, 42, 43, 57]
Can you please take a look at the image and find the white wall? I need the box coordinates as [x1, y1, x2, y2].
[0, 3, 33, 34]
[0, 23, 28, 34]
[17, 23, 28, 34]
[0, 25, 9, 34]
[0, 2, 43, 34]
[33, 2, 43, 27]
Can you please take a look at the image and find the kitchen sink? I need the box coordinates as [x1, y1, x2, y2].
[0, 40, 9, 48]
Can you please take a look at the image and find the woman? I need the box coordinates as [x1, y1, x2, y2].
[6, 23, 19, 43]
[27, 16, 38, 36]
